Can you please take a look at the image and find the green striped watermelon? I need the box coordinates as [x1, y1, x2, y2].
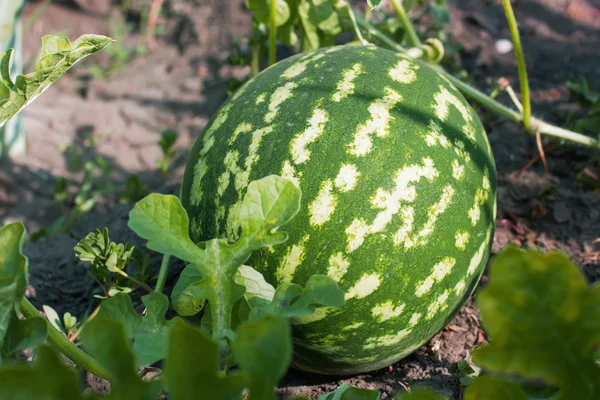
[181, 45, 497, 375]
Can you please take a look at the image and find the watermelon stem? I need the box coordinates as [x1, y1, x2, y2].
[354, 15, 600, 149]
[268, 0, 276, 66]
[389, 0, 421, 48]
[501, 0, 532, 131]
[20, 297, 111, 380]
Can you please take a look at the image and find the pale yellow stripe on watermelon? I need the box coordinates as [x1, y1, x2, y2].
[348, 87, 403, 157]
[255, 93, 266, 105]
[453, 140, 472, 163]
[415, 257, 456, 297]
[363, 328, 411, 350]
[265, 82, 298, 123]
[468, 230, 492, 275]
[389, 59, 419, 84]
[309, 179, 337, 226]
[424, 120, 451, 148]
[229, 122, 253, 145]
[290, 107, 329, 164]
[334, 164, 360, 192]
[454, 280, 466, 296]
[371, 300, 405, 322]
[215, 151, 243, 228]
[280, 160, 301, 186]
[225, 201, 242, 241]
[433, 86, 472, 125]
[392, 206, 414, 246]
[452, 159, 465, 180]
[342, 321, 364, 331]
[347, 158, 438, 253]
[282, 53, 325, 79]
[468, 169, 491, 225]
[455, 231, 470, 250]
[328, 252, 350, 282]
[403, 185, 455, 249]
[292, 306, 334, 325]
[345, 273, 381, 300]
[275, 234, 310, 284]
[409, 312, 421, 326]
[332, 63, 364, 102]
[189, 103, 232, 206]
[433, 86, 478, 142]
[426, 289, 450, 320]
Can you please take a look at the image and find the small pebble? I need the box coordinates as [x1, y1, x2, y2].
[495, 39, 514, 54]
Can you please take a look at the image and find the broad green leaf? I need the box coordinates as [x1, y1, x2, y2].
[234, 265, 275, 309]
[232, 316, 291, 400]
[250, 274, 345, 321]
[0, 222, 28, 350]
[0, 34, 113, 128]
[473, 246, 600, 399]
[82, 317, 159, 400]
[247, 0, 291, 27]
[318, 383, 381, 400]
[0, 345, 92, 399]
[298, 1, 320, 51]
[237, 175, 301, 249]
[128, 194, 204, 264]
[164, 319, 246, 400]
[1, 314, 47, 357]
[171, 264, 206, 316]
[464, 376, 527, 400]
[97, 292, 170, 367]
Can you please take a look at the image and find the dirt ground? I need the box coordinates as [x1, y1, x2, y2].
[2, 0, 600, 398]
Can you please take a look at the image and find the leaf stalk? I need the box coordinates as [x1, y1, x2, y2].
[501, 0, 531, 130]
[20, 298, 111, 380]
[389, 0, 421, 47]
[268, 0, 277, 66]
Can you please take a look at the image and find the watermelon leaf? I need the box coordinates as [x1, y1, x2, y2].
[464, 376, 527, 400]
[247, 0, 291, 27]
[0, 222, 28, 352]
[164, 318, 246, 400]
[249, 274, 345, 321]
[128, 194, 205, 264]
[1, 315, 47, 358]
[0, 345, 93, 399]
[232, 316, 291, 400]
[473, 246, 600, 399]
[82, 317, 160, 399]
[235, 265, 276, 310]
[318, 383, 381, 400]
[96, 292, 171, 367]
[0, 34, 114, 128]
[237, 175, 301, 249]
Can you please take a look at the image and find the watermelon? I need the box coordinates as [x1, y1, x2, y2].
[181, 45, 497, 375]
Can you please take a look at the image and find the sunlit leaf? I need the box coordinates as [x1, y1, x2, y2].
[164, 319, 246, 400]
[474, 246, 600, 399]
[0, 34, 113, 127]
[97, 292, 171, 367]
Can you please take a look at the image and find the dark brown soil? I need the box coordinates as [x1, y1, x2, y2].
[2, 0, 599, 399]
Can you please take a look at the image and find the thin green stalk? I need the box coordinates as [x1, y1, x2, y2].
[268, 0, 277, 66]
[501, 0, 531, 130]
[251, 42, 260, 76]
[114, 269, 154, 293]
[20, 298, 111, 380]
[355, 17, 600, 149]
[154, 254, 170, 293]
[345, 3, 368, 45]
[355, 16, 408, 52]
[389, 0, 421, 47]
